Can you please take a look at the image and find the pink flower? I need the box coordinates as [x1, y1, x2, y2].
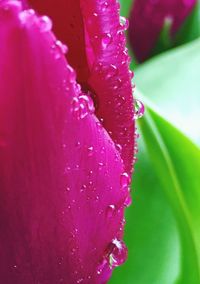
[0, 0, 136, 283]
[129, 0, 197, 62]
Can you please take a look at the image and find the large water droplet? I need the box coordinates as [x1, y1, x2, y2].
[38, 15, 52, 32]
[134, 99, 145, 119]
[120, 172, 131, 189]
[120, 16, 129, 30]
[109, 239, 128, 268]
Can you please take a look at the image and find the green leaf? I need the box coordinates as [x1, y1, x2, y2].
[119, 0, 133, 17]
[151, 17, 173, 57]
[110, 102, 200, 284]
[174, 0, 200, 46]
[135, 38, 200, 147]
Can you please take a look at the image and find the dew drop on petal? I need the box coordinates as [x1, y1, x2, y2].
[120, 172, 131, 189]
[120, 16, 129, 30]
[129, 70, 134, 79]
[101, 1, 109, 11]
[19, 9, 35, 24]
[124, 192, 132, 207]
[101, 33, 112, 49]
[54, 40, 68, 59]
[108, 239, 128, 268]
[106, 205, 116, 218]
[98, 162, 104, 170]
[115, 143, 122, 152]
[87, 146, 94, 156]
[38, 15, 52, 32]
[106, 64, 118, 80]
[134, 99, 145, 119]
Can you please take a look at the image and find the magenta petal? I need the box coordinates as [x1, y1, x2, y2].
[81, 0, 135, 175]
[0, 2, 129, 283]
[129, 0, 196, 62]
[27, 0, 135, 175]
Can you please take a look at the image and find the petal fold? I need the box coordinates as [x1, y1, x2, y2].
[0, 2, 129, 283]
[28, 0, 135, 175]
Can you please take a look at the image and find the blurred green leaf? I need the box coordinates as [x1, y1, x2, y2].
[135, 38, 200, 147]
[151, 17, 174, 58]
[110, 102, 200, 284]
[174, 1, 200, 46]
[119, 0, 133, 17]
[150, 1, 200, 58]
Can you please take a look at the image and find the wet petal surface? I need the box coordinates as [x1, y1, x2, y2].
[29, 0, 135, 175]
[0, 1, 130, 283]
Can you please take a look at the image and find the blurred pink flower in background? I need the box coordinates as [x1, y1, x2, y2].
[0, 0, 137, 283]
[129, 0, 197, 62]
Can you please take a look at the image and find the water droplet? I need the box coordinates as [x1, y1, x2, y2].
[53, 40, 68, 59]
[109, 239, 128, 268]
[64, 166, 71, 173]
[87, 146, 94, 156]
[98, 162, 104, 170]
[77, 279, 83, 284]
[101, 33, 112, 49]
[19, 9, 35, 24]
[134, 99, 145, 119]
[38, 15, 52, 32]
[120, 172, 131, 189]
[120, 16, 129, 30]
[66, 65, 76, 83]
[107, 205, 116, 217]
[129, 70, 134, 79]
[65, 187, 70, 192]
[87, 12, 98, 25]
[106, 64, 118, 80]
[102, 1, 109, 11]
[76, 141, 81, 148]
[115, 143, 122, 152]
[1, 0, 21, 15]
[124, 192, 132, 207]
[80, 184, 87, 193]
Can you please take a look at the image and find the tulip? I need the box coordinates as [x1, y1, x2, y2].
[129, 0, 197, 62]
[0, 0, 137, 283]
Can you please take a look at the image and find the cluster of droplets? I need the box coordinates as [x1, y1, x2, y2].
[18, 8, 68, 61]
[71, 94, 95, 120]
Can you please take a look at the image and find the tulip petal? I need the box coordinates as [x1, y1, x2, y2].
[0, 2, 129, 283]
[27, 0, 90, 84]
[81, 0, 135, 175]
[28, 0, 135, 175]
[129, 0, 196, 62]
